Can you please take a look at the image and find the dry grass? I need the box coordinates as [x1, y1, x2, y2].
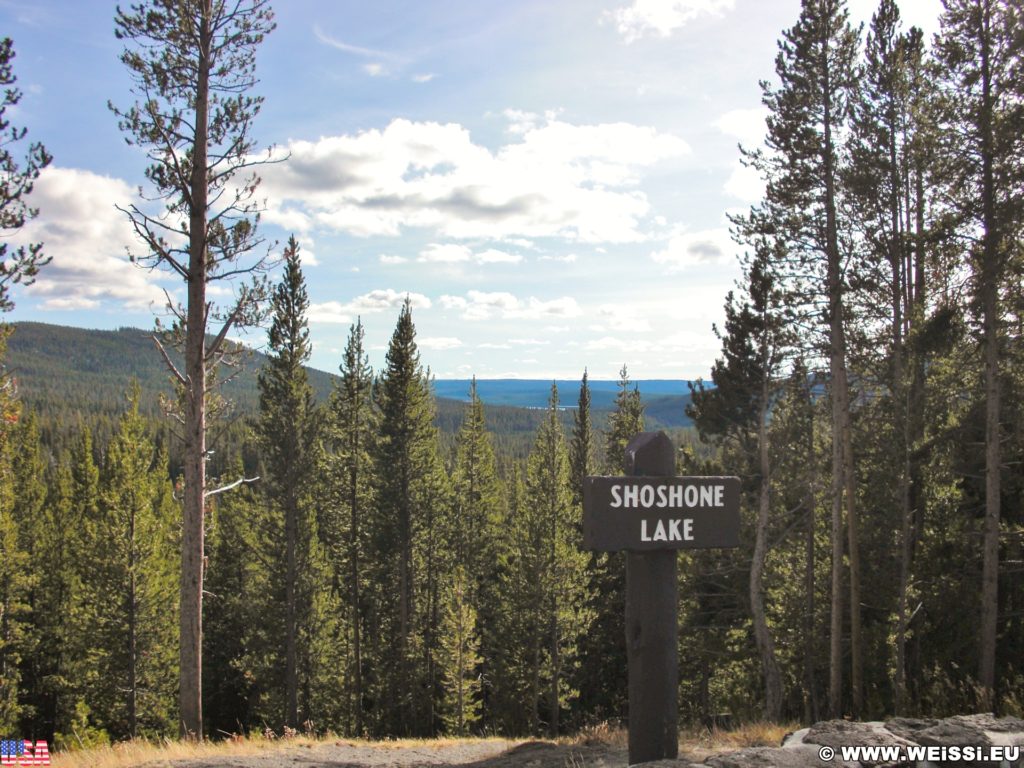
[50, 721, 796, 768]
[568, 721, 628, 748]
[677, 720, 799, 762]
[49, 733, 515, 768]
[50, 733, 322, 768]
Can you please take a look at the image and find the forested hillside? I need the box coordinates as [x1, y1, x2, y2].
[0, 0, 1022, 753]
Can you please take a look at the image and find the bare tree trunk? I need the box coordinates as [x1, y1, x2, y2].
[180, 2, 211, 738]
[752, 377, 783, 720]
[822, 48, 859, 716]
[128, 510, 137, 739]
[531, 637, 540, 734]
[285, 492, 298, 728]
[350, 459, 363, 735]
[977, 3, 1000, 710]
[804, 462, 818, 724]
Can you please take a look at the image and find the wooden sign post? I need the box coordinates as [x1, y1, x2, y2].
[583, 431, 740, 766]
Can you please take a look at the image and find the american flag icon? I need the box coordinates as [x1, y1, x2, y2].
[0, 740, 49, 766]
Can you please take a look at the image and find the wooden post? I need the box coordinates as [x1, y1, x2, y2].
[625, 431, 678, 765]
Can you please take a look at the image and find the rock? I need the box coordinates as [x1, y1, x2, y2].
[914, 718, 993, 748]
[638, 713, 1024, 768]
[704, 745, 858, 768]
[781, 728, 809, 747]
[803, 720, 917, 750]
[883, 717, 940, 743]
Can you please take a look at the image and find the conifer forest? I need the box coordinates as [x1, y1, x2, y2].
[0, 0, 1023, 748]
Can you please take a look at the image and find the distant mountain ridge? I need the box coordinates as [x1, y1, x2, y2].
[5, 322, 695, 429]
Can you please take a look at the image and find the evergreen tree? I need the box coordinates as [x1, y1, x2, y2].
[449, 378, 504, 726]
[933, 0, 1024, 710]
[203, 458, 260, 736]
[605, 366, 644, 475]
[256, 236, 332, 730]
[111, 1, 276, 735]
[577, 366, 644, 724]
[526, 384, 590, 736]
[437, 566, 482, 736]
[79, 383, 179, 738]
[735, 0, 863, 716]
[324, 318, 376, 735]
[0, 38, 52, 312]
[688, 241, 790, 720]
[0, 328, 30, 731]
[373, 299, 452, 735]
[569, 370, 594, 509]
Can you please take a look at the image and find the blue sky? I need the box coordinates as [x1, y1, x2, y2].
[3, 0, 942, 379]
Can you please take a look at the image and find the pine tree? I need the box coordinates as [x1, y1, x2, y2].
[735, 0, 862, 716]
[0, 38, 52, 312]
[437, 566, 482, 736]
[526, 384, 590, 736]
[324, 318, 376, 735]
[111, 1, 276, 735]
[0, 328, 30, 731]
[577, 367, 644, 723]
[569, 371, 594, 509]
[373, 299, 452, 735]
[605, 366, 644, 475]
[256, 236, 327, 730]
[203, 457, 260, 736]
[79, 383, 179, 738]
[450, 378, 504, 726]
[933, 0, 1024, 710]
[688, 241, 790, 720]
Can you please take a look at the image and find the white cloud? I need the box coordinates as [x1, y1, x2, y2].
[419, 243, 521, 265]
[509, 338, 550, 346]
[363, 62, 385, 77]
[715, 108, 768, 202]
[420, 243, 472, 263]
[258, 115, 690, 244]
[478, 342, 511, 349]
[605, 0, 735, 43]
[440, 291, 581, 321]
[379, 254, 408, 265]
[595, 304, 652, 332]
[308, 288, 431, 324]
[723, 162, 764, 203]
[312, 26, 394, 59]
[13, 167, 168, 312]
[477, 248, 521, 264]
[307, 301, 352, 324]
[412, 73, 435, 83]
[714, 107, 768, 149]
[511, 297, 583, 319]
[650, 227, 735, 271]
[348, 288, 431, 313]
[539, 253, 578, 263]
[419, 336, 463, 350]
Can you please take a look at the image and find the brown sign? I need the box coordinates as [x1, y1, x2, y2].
[582, 475, 741, 552]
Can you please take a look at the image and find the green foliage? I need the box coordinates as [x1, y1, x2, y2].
[73, 383, 179, 738]
[437, 566, 482, 735]
[522, 384, 591, 735]
[0, 38, 52, 312]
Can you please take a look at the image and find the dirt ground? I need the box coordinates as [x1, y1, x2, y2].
[158, 738, 631, 768]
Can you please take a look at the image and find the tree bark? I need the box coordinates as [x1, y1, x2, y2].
[285, 490, 298, 728]
[180, 0, 211, 739]
[822, 35, 859, 716]
[977, 0, 1000, 709]
[350, 455, 362, 735]
[751, 370, 783, 720]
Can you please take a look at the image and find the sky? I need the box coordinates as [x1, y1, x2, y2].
[2, 0, 943, 380]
